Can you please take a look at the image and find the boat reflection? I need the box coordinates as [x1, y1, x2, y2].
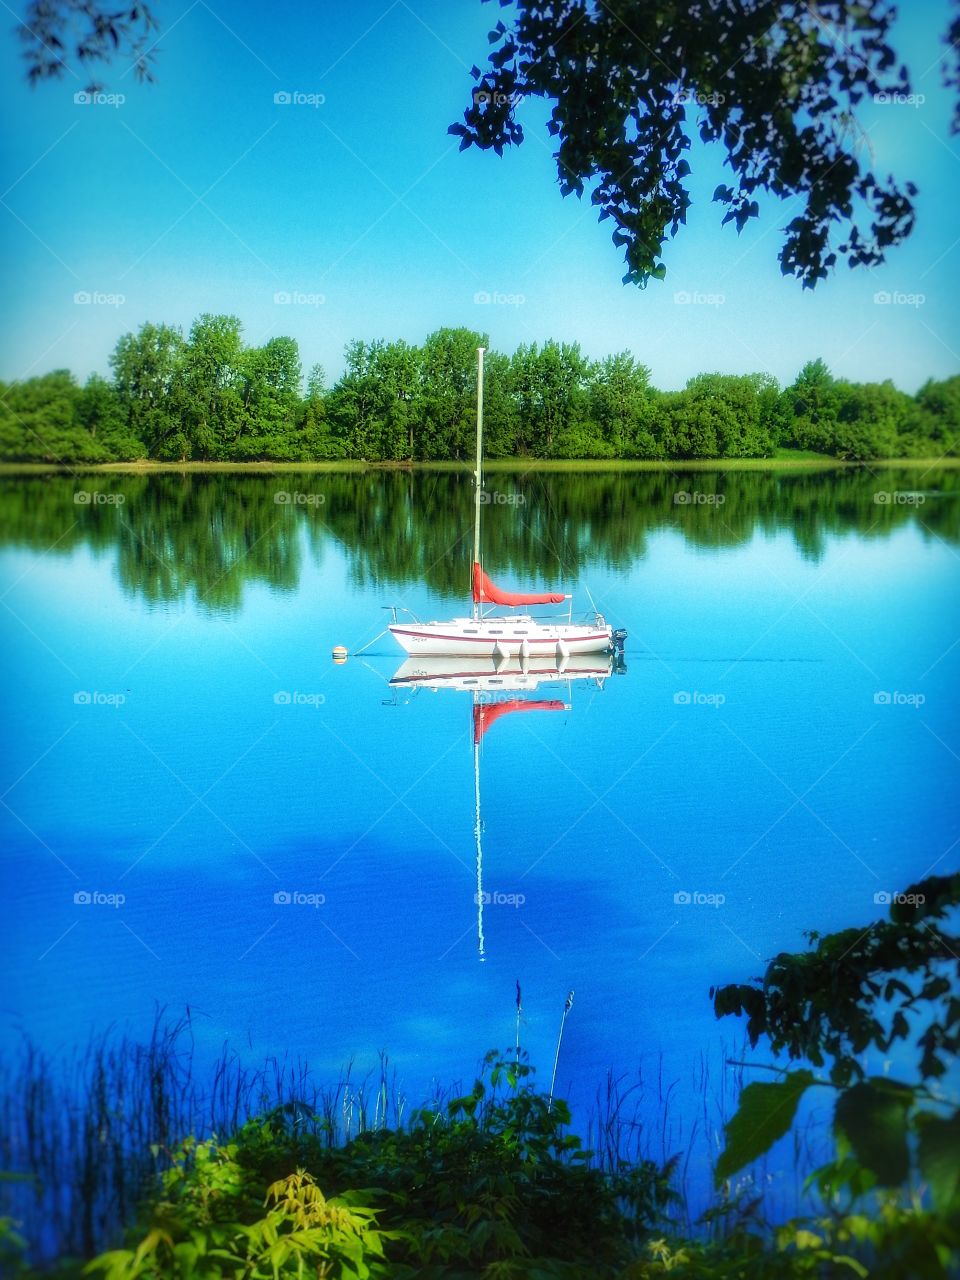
[388, 654, 625, 960]
[389, 652, 622, 693]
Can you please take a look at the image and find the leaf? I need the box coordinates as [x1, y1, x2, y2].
[917, 1111, 960, 1210]
[833, 1080, 911, 1187]
[794, 1229, 823, 1248]
[715, 1070, 816, 1184]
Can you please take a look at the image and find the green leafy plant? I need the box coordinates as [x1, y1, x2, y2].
[709, 872, 960, 1278]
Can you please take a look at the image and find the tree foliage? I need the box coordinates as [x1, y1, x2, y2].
[447, 0, 955, 287]
[710, 871, 960, 1276]
[18, 1, 158, 91]
[1, 318, 957, 464]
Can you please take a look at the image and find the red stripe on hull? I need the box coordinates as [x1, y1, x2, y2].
[390, 628, 609, 645]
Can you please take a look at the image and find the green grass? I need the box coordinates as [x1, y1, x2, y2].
[1, 454, 956, 476]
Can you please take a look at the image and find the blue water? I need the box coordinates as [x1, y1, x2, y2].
[2, 469, 958, 1216]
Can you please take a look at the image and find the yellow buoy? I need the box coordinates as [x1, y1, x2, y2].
[332, 645, 348, 664]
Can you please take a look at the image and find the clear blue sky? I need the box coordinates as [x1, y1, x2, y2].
[0, 0, 957, 392]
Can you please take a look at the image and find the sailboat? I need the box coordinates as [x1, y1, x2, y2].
[388, 347, 625, 659]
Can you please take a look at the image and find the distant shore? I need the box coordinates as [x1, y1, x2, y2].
[1, 456, 957, 476]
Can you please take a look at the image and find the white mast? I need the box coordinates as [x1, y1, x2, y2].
[472, 347, 485, 622]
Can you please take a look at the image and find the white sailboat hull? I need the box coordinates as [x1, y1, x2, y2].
[388, 616, 612, 657]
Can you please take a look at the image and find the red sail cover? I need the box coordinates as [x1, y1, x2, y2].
[473, 699, 566, 744]
[472, 562, 565, 607]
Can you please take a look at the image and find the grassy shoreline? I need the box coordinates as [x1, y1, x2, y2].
[1, 455, 957, 476]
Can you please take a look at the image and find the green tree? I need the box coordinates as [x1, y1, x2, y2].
[0, 370, 105, 462]
[179, 314, 245, 460]
[298, 363, 340, 459]
[782, 358, 842, 454]
[237, 336, 302, 459]
[511, 339, 590, 456]
[418, 327, 487, 460]
[588, 351, 657, 458]
[109, 321, 186, 459]
[76, 373, 144, 460]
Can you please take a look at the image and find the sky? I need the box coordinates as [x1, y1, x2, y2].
[0, 0, 958, 393]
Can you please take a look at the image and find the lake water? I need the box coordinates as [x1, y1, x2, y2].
[2, 466, 958, 1218]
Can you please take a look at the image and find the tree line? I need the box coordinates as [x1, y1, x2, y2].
[0, 318, 957, 464]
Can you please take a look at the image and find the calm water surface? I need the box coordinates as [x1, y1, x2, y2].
[2, 467, 959, 1208]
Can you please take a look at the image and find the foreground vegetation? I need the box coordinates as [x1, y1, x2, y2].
[1, 320, 957, 465]
[2, 874, 956, 1278]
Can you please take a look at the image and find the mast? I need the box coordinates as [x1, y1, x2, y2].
[474, 692, 485, 961]
[472, 347, 485, 621]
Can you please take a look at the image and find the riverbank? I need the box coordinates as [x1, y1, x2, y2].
[1, 455, 957, 476]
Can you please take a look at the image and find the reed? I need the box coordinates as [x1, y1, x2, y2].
[548, 989, 574, 1109]
[0, 1009, 825, 1268]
